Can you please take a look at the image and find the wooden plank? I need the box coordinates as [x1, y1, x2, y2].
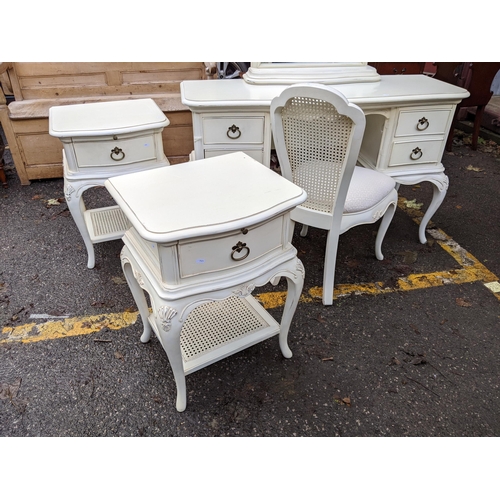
[18, 133, 62, 165]
[11, 62, 206, 100]
[162, 110, 194, 156]
[0, 72, 12, 97]
[105, 71, 122, 87]
[10, 116, 52, 132]
[8, 94, 188, 120]
[7, 65, 23, 101]
[0, 106, 30, 184]
[25, 164, 63, 181]
[12, 62, 205, 77]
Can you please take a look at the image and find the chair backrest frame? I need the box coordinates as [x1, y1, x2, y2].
[271, 83, 366, 231]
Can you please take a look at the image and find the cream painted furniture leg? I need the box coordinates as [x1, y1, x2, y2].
[395, 172, 449, 244]
[418, 175, 450, 244]
[121, 249, 153, 343]
[64, 172, 132, 269]
[64, 180, 96, 269]
[157, 313, 186, 412]
[277, 262, 305, 359]
[374, 202, 398, 259]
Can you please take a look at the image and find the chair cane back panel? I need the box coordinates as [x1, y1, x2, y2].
[281, 96, 354, 214]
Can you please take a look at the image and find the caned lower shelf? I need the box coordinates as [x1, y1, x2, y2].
[148, 295, 280, 375]
[83, 205, 131, 243]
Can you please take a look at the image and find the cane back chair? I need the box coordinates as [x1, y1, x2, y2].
[271, 83, 398, 305]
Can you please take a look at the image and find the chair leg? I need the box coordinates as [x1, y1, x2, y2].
[446, 123, 456, 152]
[445, 107, 460, 152]
[471, 105, 485, 150]
[322, 229, 340, 306]
[300, 224, 309, 237]
[374, 199, 397, 260]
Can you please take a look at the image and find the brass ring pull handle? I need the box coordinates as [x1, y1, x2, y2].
[410, 147, 423, 160]
[110, 147, 125, 161]
[417, 117, 429, 131]
[231, 241, 250, 261]
[227, 124, 241, 140]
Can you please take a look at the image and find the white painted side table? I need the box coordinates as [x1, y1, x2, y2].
[105, 152, 307, 412]
[49, 98, 170, 268]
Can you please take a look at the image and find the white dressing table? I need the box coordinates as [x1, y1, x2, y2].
[181, 71, 469, 243]
[105, 152, 307, 412]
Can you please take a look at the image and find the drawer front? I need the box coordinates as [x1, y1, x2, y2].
[395, 108, 452, 137]
[178, 215, 283, 278]
[73, 133, 158, 169]
[204, 149, 264, 164]
[202, 116, 265, 145]
[389, 139, 444, 167]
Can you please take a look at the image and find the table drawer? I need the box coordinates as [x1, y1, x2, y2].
[202, 116, 265, 145]
[204, 149, 264, 164]
[72, 132, 159, 169]
[389, 139, 444, 167]
[395, 108, 452, 137]
[178, 215, 284, 278]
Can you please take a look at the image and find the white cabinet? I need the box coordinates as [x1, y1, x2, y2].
[49, 98, 170, 268]
[105, 152, 307, 411]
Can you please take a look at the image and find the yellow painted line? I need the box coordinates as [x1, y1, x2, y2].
[2, 195, 498, 344]
[1, 311, 139, 344]
[398, 195, 499, 300]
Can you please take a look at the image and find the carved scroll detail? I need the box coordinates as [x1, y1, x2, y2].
[296, 259, 305, 279]
[232, 283, 255, 297]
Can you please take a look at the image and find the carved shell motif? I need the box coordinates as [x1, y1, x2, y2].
[157, 306, 177, 332]
[64, 183, 76, 202]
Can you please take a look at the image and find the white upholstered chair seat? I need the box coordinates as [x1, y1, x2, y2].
[344, 166, 396, 213]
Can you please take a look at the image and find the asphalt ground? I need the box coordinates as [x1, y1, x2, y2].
[1, 128, 499, 444]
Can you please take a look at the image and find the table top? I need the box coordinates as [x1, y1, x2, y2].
[181, 75, 470, 110]
[105, 152, 307, 243]
[49, 98, 169, 137]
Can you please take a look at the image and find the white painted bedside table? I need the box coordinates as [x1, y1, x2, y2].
[49, 98, 170, 268]
[105, 152, 307, 412]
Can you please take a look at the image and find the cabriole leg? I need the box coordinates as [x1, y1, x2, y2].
[120, 252, 153, 343]
[65, 181, 95, 269]
[155, 312, 186, 412]
[278, 259, 305, 358]
[418, 175, 449, 244]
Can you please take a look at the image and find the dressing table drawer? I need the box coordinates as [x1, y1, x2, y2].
[395, 107, 452, 137]
[204, 149, 264, 163]
[72, 132, 159, 169]
[202, 116, 265, 145]
[389, 139, 444, 167]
